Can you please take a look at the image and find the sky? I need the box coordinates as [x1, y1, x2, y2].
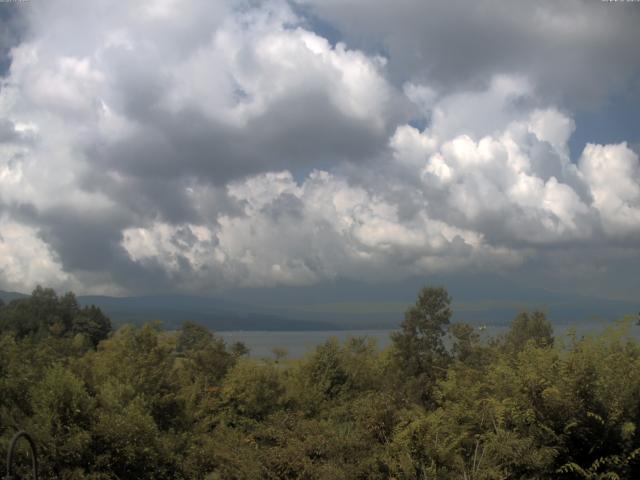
[0, 0, 639, 307]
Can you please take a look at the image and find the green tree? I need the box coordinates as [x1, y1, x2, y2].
[176, 322, 235, 384]
[0, 287, 111, 346]
[449, 322, 482, 364]
[503, 310, 554, 354]
[177, 321, 213, 353]
[220, 360, 284, 422]
[28, 365, 95, 478]
[391, 286, 452, 405]
[70, 305, 111, 347]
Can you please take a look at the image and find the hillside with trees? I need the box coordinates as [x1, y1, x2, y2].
[1, 286, 639, 479]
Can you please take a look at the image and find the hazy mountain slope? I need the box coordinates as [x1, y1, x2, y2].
[1, 282, 635, 331]
[0, 290, 27, 303]
[77, 294, 339, 331]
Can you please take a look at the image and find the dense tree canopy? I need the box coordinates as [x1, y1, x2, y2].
[0, 286, 639, 479]
[0, 286, 111, 346]
[391, 286, 452, 405]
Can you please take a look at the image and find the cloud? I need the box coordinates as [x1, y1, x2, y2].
[0, 215, 73, 292]
[118, 75, 640, 291]
[297, 0, 640, 109]
[388, 83, 640, 250]
[0, 2, 29, 76]
[122, 170, 523, 289]
[0, 0, 405, 292]
[579, 142, 640, 236]
[0, 0, 638, 297]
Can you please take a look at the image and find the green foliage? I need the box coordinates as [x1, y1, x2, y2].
[220, 360, 285, 422]
[391, 286, 452, 405]
[502, 310, 554, 353]
[0, 286, 111, 346]
[177, 321, 214, 353]
[29, 365, 95, 477]
[1, 285, 639, 479]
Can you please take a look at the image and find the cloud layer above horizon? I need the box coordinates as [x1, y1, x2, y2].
[1, 0, 639, 298]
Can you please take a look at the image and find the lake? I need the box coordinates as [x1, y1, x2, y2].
[219, 329, 395, 358]
[219, 320, 637, 358]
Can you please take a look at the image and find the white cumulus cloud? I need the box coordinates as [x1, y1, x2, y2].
[0, 0, 638, 297]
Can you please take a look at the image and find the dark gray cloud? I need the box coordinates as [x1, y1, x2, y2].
[0, 119, 36, 146]
[0, 119, 20, 142]
[0, 2, 29, 76]
[86, 92, 395, 186]
[298, 0, 640, 109]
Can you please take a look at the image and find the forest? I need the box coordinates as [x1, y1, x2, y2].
[0, 286, 639, 479]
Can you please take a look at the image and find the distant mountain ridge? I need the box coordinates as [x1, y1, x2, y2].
[0, 290, 27, 303]
[79, 294, 344, 331]
[1, 283, 636, 331]
[219, 276, 638, 328]
[0, 290, 339, 331]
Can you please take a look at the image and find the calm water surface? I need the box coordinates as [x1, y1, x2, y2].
[219, 320, 636, 358]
